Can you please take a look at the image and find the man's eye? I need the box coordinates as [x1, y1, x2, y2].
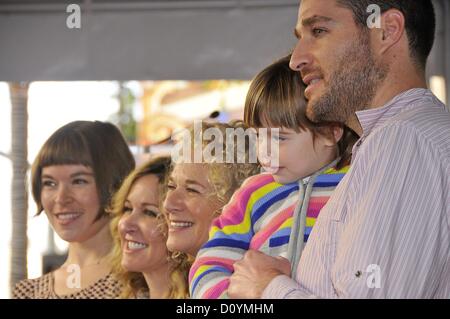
[312, 28, 326, 37]
[167, 184, 176, 190]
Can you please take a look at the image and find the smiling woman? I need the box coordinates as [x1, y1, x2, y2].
[109, 156, 191, 299]
[12, 121, 135, 299]
[40, 165, 104, 243]
[164, 121, 261, 259]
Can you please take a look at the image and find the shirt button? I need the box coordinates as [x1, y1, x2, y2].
[356, 140, 363, 147]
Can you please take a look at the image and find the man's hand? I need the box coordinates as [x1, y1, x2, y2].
[228, 250, 291, 299]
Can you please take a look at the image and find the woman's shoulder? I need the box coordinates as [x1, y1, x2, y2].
[12, 272, 53, 299]
[100, 273, 123, 297]
[63, 272, 123, 299]
[12, 271, 123, 299]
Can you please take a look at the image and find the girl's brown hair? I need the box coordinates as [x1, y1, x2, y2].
[244, 55, 357, 169]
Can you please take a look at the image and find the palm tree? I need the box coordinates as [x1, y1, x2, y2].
[9, 82, 29, 295]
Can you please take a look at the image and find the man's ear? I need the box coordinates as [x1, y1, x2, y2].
[374, 9, 406, 55]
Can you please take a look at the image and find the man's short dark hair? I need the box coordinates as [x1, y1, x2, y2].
[337, 0, 436, 69]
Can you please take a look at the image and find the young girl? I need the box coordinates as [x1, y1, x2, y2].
[189, 55, 357, 299]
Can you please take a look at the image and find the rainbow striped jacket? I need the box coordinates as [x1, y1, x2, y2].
[189, 163, 349, 299]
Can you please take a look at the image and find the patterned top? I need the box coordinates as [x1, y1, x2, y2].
[189, 162, 349, 299]
[13, 272, 123, 299]
[263, 88, 450, 298]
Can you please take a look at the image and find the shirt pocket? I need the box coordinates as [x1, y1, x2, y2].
[322, 193, 347, 223]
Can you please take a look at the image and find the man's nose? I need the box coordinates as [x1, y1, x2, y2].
[290, 39, 312, 72]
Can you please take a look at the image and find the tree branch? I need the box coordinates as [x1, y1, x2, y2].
[0, 151, 11, 160]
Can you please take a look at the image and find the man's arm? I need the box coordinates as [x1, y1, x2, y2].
[328, 123, 449, 298]
[261, 123, 448, 298]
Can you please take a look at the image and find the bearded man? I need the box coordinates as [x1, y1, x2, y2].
[228, 0, 450, 299]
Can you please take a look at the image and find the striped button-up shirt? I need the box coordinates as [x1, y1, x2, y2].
[262, 88, 450, 298]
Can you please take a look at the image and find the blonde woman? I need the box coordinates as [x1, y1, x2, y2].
[110, 156, 190, 298]
[164, 121, 261, 258]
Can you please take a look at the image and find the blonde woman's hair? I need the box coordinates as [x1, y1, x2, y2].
[161, 120, 261, 294]
[180, 120, 262, 208]
[110, 156, 190, 298]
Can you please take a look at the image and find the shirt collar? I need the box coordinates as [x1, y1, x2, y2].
[355, 88, 432, 137]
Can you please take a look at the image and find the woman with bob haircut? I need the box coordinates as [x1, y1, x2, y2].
[13, 120, 135, 298]
[110, 156, 191, 298]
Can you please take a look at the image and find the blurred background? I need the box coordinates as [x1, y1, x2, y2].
[0, 0, 449, 298]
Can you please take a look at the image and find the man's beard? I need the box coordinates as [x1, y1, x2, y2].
[307, 32, 388, 124]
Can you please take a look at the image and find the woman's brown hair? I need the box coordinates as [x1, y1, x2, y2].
[31, 120, 135, 219]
